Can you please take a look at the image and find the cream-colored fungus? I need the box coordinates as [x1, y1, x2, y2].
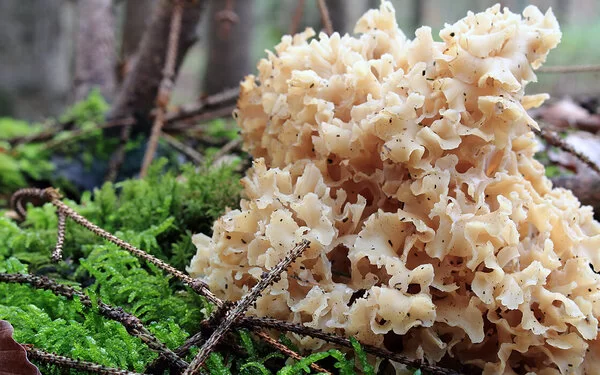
[188, 2, 600, 374]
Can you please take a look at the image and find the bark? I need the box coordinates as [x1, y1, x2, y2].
[74, 0, 116, 102]
[0, 0, 72, 120]
[552, 175, 600, 219]
[109, 0, 206, 124]
[202, 0, 255, 95]
[120, 0, 157, 79]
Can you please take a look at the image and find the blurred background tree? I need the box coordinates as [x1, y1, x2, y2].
[1, 0, 598, 121]
[0, 0, 598, 211]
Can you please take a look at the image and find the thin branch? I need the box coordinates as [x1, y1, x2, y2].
[253, 329, 331, 375]
[8, 88, 236, 149]
[25, 347, 144, 375]
[145, 325, 208, 374]
[9, 188, 223, 307]
[96, 302, 188, 370]
[10, 187, 51, 219]
[211, 138, 242, 167]
[0, 273, 188, 370]
[184, 240, 310, 374]
[537, 64, 600, 74]
[0, 273, 90, 305]
[51, 210, 67, 262]
[241, 317, 462, 375]
[140, 0, 185, 178]
[41, 118, 136, 151]
[163, 87, 239, 129]
[289, 0, 306, 35]
[105, 123, 133, 182]
[532, 125, 600, 175]
[9, 119, 66, 146]
[161, 132, 204, 164]
[316, 0, 333, 35]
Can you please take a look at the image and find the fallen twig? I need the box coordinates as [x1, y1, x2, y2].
[253, 329, 331, 375]
[51, 210, 66, 262]
[538, 64, 600, 74]
[317, 0, 333, 35]
[97, 302, 188, 370]
[184, 240, 310, 374]
[140, 0, 185, 178]
[0, 273, 90, 304]
[41, 117, 136, 151]
[533, 125, 600, 175]
[25, 347, 144, 375]
[211, 138, 242, 167]
[161, 131, 204, 164]
[241, 317, 462, 375]
[105, 123, 133, 182]
[289, 0, 306, 35]
[163, 88, 239, 129]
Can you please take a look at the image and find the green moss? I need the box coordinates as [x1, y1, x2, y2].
[0, 158, 242, 373]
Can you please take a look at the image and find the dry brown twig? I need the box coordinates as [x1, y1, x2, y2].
[289, 0, 306, 34]
[51, 210, 66, 262]
[105, 124, 133, 182]
[253, 330, 331, 375]
[532, 125, 600, 175]
[25, 347, 144, 375]
[163, 88, 239, 130]
[317, 0, 333, 35]
[40, 117, 136, 151]
[241, 317, 462, 375]
[139, 0, 186, 178]
[161, 131, 205, 164]
[537, 64, 600, 74]
[184, 240, 310, 374]
[210, 138, 242, 167]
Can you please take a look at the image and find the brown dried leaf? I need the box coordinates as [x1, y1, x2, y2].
[539, 98, 600, 132]
[0, 320, 41, 375]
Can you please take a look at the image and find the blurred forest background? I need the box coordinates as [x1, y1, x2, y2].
[1, 0, 598, 121]
[1, 0, 599, 210]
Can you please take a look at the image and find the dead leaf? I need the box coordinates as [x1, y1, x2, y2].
[0, 320, 41, 375]
[539, 98, 600, 132]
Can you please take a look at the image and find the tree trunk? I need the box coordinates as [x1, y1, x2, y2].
[74, 0, 116, 102]
[120, 0, 157, 80]
[0, 0, 73, 120]
[109, 0, 206, 124]
[202, 0, 255, 95]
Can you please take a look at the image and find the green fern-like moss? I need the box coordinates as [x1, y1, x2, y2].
[0, 159, 241, 373]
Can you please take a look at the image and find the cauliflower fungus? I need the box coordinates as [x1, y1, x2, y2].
[188, 2, 600, 374]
